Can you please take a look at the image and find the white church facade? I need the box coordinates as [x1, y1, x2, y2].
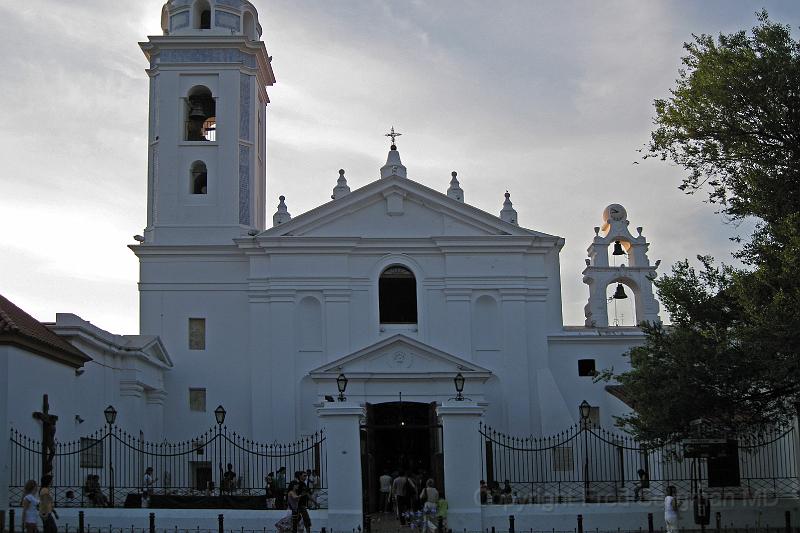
[132, 0, 659, 444]
[6, 1, 797, 530]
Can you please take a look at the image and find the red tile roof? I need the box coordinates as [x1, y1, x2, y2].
[0, 293, 91, 368]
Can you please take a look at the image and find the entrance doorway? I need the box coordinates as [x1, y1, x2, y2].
[360, 401, 443, 514]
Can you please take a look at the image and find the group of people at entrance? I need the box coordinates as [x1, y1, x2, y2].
[379, 471, 442, 526]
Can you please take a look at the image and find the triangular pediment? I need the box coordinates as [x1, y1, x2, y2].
[256, 176, 559, 241]
[308, 334, 492, 379]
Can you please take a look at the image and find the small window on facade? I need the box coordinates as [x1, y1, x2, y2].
[578, 359, 596, 377]
[185, 86, 216, 141]
[189, 318, 206, 350]
[552, 446, 574, 471]
[190, 161, 207, 194]
[79, 437, 103, 468]
[379, 266, 417, 324]
[189, 388, 207, 412]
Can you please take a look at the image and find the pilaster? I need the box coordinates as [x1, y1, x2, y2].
[444, 289, 471, 359]
[437, 400, 485, 531]
[324, 289, 351, 359]
[317, 402, 365, 532]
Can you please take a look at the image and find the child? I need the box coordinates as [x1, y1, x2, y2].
[22, 480, 39, 533]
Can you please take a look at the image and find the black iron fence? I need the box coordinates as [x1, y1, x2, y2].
[480, 422, 799, 504]
[9, 426, 327, 509]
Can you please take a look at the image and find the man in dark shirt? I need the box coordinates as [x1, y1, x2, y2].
[292, 471, 312, 533]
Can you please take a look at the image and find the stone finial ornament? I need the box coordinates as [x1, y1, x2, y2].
[380, 143, 407, 179]
[272, 195, 291, 226]
[500, 191, 518, 225]
[447, 171, 464, 202]
[332, 169, 351, 200]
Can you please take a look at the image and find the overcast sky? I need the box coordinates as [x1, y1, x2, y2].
[1, 1, 797, 334]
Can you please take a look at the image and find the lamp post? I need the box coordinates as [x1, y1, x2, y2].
[453, 373, 465, 401]
[336, 373, 348, 402]
[214, 405, 226, 496]
[579, 400, 591, 502]
[103, 405, 117, 507]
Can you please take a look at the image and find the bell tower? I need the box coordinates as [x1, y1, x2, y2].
[139, 0, 275, 245]
[582, 204, 660, 327]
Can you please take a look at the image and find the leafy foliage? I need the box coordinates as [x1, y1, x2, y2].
[608, 13, 800, 445]
[648, 11, 800, 224]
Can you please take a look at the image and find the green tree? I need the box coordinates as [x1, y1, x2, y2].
[610, 12, 800, 445]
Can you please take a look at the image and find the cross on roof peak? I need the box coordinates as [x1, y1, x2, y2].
[384, 126, 402, 149]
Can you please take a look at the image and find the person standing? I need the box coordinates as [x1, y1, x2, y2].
[39, 475, 58, 533]
[275, 481, 299, 533]
[391, 472, 407, 523]
[378, 471, 392, 513]
[419, 479, 439, 516]
[222, 463, 236, 493]
[275, 467, 287, 509]
[290, 474, 312, 533]
[664, 485, 679, 532]
[143, 467, 156, 507]
[634, 469, 649, 501]
[21, 480, 40, 533]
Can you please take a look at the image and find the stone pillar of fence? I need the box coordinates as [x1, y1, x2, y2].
[793, 412, 800, 489]
[317, 402, 365, 532]
[437, 400, 485, 532]
[0, 351, 9, 515]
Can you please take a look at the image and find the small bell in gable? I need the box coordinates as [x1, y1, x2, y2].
[612, 240, 625, 256]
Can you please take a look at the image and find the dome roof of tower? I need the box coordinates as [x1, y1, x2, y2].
[161, 0, 261, 38]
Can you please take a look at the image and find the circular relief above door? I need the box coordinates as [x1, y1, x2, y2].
[388, 350, 414, 369]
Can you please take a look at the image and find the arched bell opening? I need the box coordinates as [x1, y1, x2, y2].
[190, 161, 208, 194]
[605, 279, 637, 327]
[243, 11, 257, 40]
[607, 238, 631, 267]
[185, 86, 216, 141]
[193, 0, 212, 29]
[160, 5, 170, 35]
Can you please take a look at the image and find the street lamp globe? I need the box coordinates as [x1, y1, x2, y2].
[453, 373, 465, 400]
[103, 405, 117, 426]
[336, 373, 348, 401]
[579, 400, 591, 421]
[214, 405, 226, 425]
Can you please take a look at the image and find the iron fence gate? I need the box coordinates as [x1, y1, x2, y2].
[9, 425, 327, 509]
[480, 421, 799, 504]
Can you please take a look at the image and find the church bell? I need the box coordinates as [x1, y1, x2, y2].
[188, 97, 207, 120]
[612, 283, 628, 300]
[612, 240, 625, 256]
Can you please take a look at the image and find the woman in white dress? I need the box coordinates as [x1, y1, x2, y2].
[21, 479, 40, 533]
[664, 485, 679, 532]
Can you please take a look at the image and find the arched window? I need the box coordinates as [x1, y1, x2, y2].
[379, 266, 417, 324]
[193, 0, 211, 29]
[185, 86, 216, 141]
[243, 11, 256, 40]
[190, 161, 207, 194]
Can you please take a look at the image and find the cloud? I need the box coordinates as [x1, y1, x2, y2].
[0, 0, 795, 331]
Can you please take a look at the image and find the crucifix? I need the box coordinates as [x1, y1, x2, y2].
[384, 126, 402, 148]
[33, 394, 58, 478]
